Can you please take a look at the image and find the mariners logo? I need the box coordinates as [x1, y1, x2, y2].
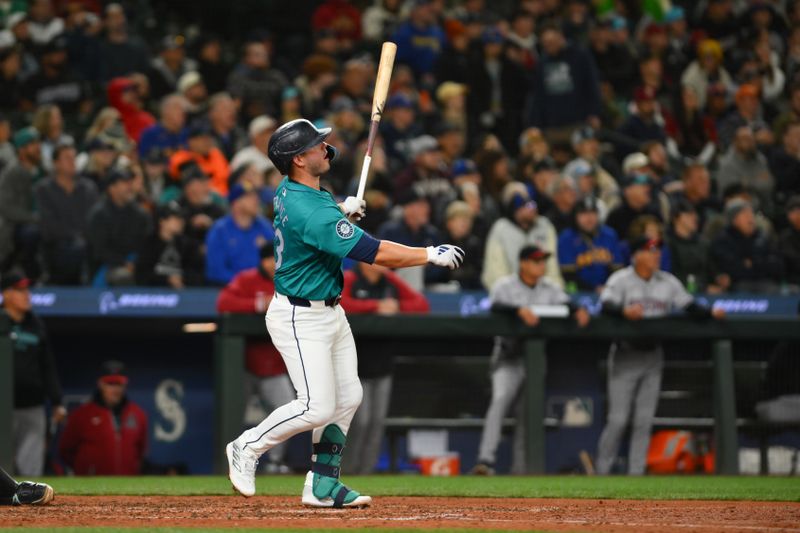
[336, 219, 355, 239]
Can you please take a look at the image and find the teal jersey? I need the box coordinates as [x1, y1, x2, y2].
[273, 177, 364, 300]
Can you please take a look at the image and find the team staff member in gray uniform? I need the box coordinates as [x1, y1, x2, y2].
[595, 236, 725, 475]
[472, 245, 590, 475]
[226, 119, 465, 508]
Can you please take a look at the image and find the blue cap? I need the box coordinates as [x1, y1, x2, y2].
[452, 158, 477, 177]
[386, 93, 414, 110]
[482, 27, 504, 44]
[187, 120, 213, 139]
[228, 182, 259, 204]
[664, 6, 685, 23]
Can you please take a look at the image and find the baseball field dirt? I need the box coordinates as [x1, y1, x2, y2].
[3, 495, 800, 532]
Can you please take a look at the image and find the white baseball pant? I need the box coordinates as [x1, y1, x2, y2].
[238, 292, 363, 456]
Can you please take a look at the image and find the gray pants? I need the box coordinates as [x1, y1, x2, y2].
[12, 406, 46, 477]
[596, 344, 663, 475]
[346, 375, 393, 474]
[477, 359, 527, 474]
[252, 373, 296, 464]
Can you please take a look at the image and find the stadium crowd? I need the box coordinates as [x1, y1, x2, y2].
[1, 0, 800, 294]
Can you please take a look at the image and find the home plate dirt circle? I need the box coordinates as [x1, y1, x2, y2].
[2, 496, 800, 532]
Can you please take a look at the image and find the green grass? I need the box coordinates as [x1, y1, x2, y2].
[23, 474, 800, 501]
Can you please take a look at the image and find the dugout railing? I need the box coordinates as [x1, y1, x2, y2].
[211, 314, 800, 475]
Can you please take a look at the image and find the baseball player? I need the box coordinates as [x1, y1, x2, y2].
[472, 245, 590, 475]
[0, 466, 53, 505]
[226, 119, 464, 507]
[595, 236, 725, 475]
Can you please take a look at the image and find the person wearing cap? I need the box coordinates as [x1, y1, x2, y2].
[177, 71, 208, 123]
[779, 195, 800, 287]
[2, 270, 65, 476]
[390, 0, 446, 81]
[138, 94, 188, 161]
[173, 164, 226, 246]
[717, 125, 774, 216]
[605, 172, 663, 241]
[105, 77, 156, 143]
[20, 35, 89, 114]
[529, 21, 601, 137]
[86, 166, 152, 286]
[230, 115, 277, 177]
[616, 86, 667, 158]
[98, 3, 150, 81]
[473, 244, 590, 475]
[710, 199, 783, 293]
[434, 18, 471, 86]
[563, 156, 616, 217]
[680, 38, 733, 110]
[482, 181, 562, 290]
[205, 181, 273, 285]
[134, 201, 202, 287]
[0, 127, 42, 277]
[558, 196, 623, 291]
[34, 140, 98, 284]
[380, 92, 422, 171]
[340, 261, 429, 475]
[666, 200, 718, 293]
[59, 360, 148, 475]
[226, 40, 288, 123]
[169, 119, 230, 196]
[147, 34, 197, 101]
[81, 133, 120, 189]
[393, 135, 455, 227]
[569, 126, 619, 197]
[596, 237, 724, 475]
[718, 83, 774, 151]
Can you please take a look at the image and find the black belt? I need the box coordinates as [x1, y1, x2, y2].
[287, 295, 341, 307]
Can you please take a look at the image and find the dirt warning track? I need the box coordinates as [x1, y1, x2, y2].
[2, 495, 800, 532]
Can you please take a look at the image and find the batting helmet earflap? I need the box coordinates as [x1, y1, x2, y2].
[267, 119, 332, 175]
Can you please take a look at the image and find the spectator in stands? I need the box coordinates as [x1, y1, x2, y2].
[718, 84, 774, 151]
[391, 0, 445, 84]
[216, 242, 293, 473]
[641, 141, 678, 193]
[362, 0, 403, 42]
[2, 270, 65, 476]
[194, 34, 228, 95]
[0, 115, 15, 171]
[393, 135, 454, 226]
[138, 94, 187, 161]
[21, 35, 90, 116]
[779, 196, 800, 288]
[772, 83, 800, 140]
[669, 163, 719, 231]
[205, 181, 273, 285]
[588, 17, 636, 99]
[59, 360, 147, 475]
[595, 237, 724, 475]
[769, 121, 800, 211]
[0, 36, 23, 113]
[35, 141, 98, 285]
[0, 127, 42, 278]
[294, 54, 339, 121]
[98, 3, 150, 81]
[87, 167, 152, 286]
[81, 134, 119, 190]
[342, 261, 429, 474]
[169, 120, 230, 197]
[227, 40, 288, 123]
[558, 197, 623, 292]
[231, 115, 277, 174]
[32, 104, 72, 173]
[671, 85, 717, 162]
[434, 18, 470, 86]
[175, 166, 226, 250]
[710, 199, 783, 293]
[545, 175, 578, 234]
[482, 182, 562, 290]
[177, 71, 208, 124]
[616, 86, 667, 158]
[433, 121, 465, 169]
[528, 22, 601, 138]
[441, 200, 483, 289]
[377, 188, 442, 290]
[148, 34, 197, 101]
[27, 0, 63, 46]
[473, 245, 590, 475]
[568, 126, 618, 208]
[666, 201, 717, 293]
[106, 77, 155, 143]
[716, 126, 774, 217]
[312, 0, 362, 51]
[135, 201, 204, 288]
[680, 38, 733, 111]
[206, 92, 245, 162]
[606, 173, 662, 242]
[380, 93, 422, 172]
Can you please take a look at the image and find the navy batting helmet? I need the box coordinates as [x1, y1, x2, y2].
[267, 119, 337, 175]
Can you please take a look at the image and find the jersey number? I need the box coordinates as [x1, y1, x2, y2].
[275, 229, 285, 270]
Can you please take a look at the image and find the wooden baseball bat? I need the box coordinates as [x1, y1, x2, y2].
[356, 41, 397, 202]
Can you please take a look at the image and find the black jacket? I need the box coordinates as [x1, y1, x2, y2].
[6, 311, 62, 409]
[134, 233, 205, 287]
[87, 196, 152, 274]
[667, 228, 713, 290]
[710, 226, 784, 288]
[779, 227, 800, 285]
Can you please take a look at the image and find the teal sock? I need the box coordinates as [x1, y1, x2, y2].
[311, 424, 362, 506]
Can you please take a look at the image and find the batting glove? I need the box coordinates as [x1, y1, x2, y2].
[426, 244, 465, 269]
[342, 196, 367, 221]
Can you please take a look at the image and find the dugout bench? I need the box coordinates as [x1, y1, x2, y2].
[212, 314, 800, 476]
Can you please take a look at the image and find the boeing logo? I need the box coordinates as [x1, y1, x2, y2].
[99, 292, 181, 315]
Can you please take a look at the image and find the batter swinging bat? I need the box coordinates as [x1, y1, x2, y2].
[355, 41, 397, 202]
